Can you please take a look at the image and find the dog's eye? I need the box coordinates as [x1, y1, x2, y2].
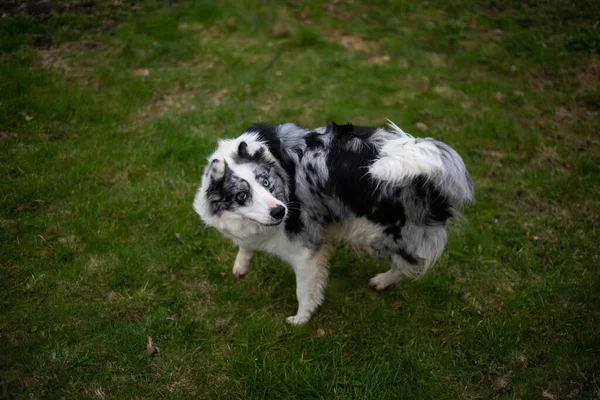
[235, 191, 248, 204]
[262, 178, 270, 187]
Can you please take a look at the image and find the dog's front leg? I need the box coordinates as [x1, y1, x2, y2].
[286, 247, 329, 325]
[233, 247, 253, 279]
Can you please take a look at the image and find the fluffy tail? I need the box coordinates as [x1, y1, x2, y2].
[425, 139, 474, 208]
[370, 122, 474, 210]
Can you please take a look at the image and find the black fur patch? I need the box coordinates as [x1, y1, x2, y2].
[305, 132, 325, 149]
[205, 161, 251, 215]
[328, 122, 377, 142]
[396, 247, 419, 264]
[325, 124, 418, 263]
[325, 130, 379, 216]
[233, 141, 267, 164]
[413, 175, 453, 225]
[246, 123, 304, 234]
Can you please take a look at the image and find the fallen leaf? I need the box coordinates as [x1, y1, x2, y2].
[368, 55, 390, 64]
[415, 122, 428, 131]
[494, 375, 509, 390]
[175, 232, 181, 239]
[433, 85, 457, 99]
[542, 391, 556, 400]
[226, 17, 237, 28]
[333, 31, 371, 52]
[495, 92, 504, 102]
[146, 336, 157, 356]
[556, 106, 574, 121]
[170, 273, 177, 281]
[22, 112, 33, 121]
[316, 328, 325, 338]
[270, 21, 291, 38]
[518, 355, 528, 368]
[134, 68, 150, 77]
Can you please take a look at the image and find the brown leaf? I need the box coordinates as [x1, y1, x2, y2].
[316, 328, 325, 338]
[107, 291, 120, 299]
[542, 391, 557, 400]
[333, 31, 371, 52]
[270, 21, 292, 38]
[415, 122, 428, 131]
[368, 55, 390, 65]
[146, 336, 157, 356]
[134, 68, 150, 77]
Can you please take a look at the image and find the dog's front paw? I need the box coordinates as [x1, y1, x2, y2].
[232, 266, 248, 279]
[285, 313, 311, 325]
[368, 273, 393, 291]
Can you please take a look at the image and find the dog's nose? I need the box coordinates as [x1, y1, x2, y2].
[269, 205, 286, 220]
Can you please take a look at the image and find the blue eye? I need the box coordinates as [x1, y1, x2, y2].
[262, 178, 270, 187]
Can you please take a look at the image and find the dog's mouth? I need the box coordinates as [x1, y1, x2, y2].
[261, 220, 283, 227]
[245, 217, 283, 227]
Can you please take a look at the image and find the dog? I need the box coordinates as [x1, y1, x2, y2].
[193, 121, 473, 324]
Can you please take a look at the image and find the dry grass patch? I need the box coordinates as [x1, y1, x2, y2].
[330, 30, 380, 53]
[131, 90, 197, 126]
[38, 40, 104, 76]
[575, 55, 600, 93]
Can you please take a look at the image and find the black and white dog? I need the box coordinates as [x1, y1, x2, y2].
[193, 121, 473, 324]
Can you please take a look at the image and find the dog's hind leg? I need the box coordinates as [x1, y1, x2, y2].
[286, 245, 330, 325]
[233, 247, 253, 279]
[368, 225, 448, 291]
[368, 255, 422, 291]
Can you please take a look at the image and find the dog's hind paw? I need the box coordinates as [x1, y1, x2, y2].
[285, 313, 311, 325]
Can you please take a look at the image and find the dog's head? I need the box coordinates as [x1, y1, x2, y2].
[194, 132, 289, 239]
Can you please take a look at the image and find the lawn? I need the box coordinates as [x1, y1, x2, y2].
[1, 0, 599, 398]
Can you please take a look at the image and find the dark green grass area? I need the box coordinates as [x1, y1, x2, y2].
[1, 0, 599, 398]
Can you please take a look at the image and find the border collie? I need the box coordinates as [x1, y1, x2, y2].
[193, 121, 473, 325]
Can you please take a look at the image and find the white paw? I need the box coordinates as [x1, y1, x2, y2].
[232, 266, 248, 279]
[368, 273, 392, 291]
[285, 313, 311, 325]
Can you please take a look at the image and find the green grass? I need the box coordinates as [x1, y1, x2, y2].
[1, 0, 599, 398]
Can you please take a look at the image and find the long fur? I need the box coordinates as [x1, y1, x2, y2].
[193, 121, 473, 324]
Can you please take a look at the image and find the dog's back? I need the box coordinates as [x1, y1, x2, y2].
[240, 121, 473, 275]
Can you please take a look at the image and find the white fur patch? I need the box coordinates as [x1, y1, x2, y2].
[386, 119, 412, 138]
[331, 218, 384, 251]
[368, 138, 444, 186]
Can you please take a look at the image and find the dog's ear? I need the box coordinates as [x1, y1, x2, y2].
[236, 140, 266, 163]
[205, 158, 227, 181]
[205, 159, 231, 202]
[238, 141, 250, 159]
